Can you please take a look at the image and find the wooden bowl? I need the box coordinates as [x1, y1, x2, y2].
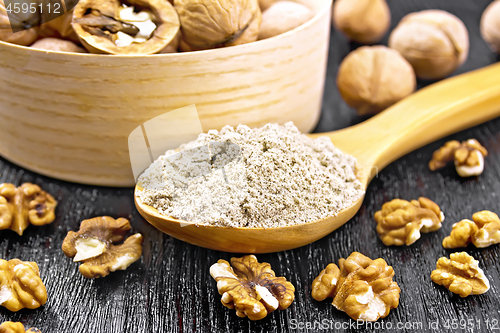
[0, 0, 332, 187]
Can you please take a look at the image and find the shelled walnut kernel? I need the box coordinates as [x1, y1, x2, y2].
[429, 139, 488, 177]
[210, 255, 295, 320]
[431, 252, 490, 297]
[0, 322, 41, 333]
[0, 183, 57, 236]
[62, 216, 143, 278]
[443, 211, 500, 249]
[0, 259, 47, 312]
[312, 252, 400, 322]
[374, 197, 444, 246]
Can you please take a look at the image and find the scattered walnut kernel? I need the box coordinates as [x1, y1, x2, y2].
[442, 219, 478, 249]
[336, 46, 416, 116]
[443, 211, 500, 249]
[374, 197, 444, 246]
[312, 252, 400, 322]
[210, 255, 295, 320]
[481, 0, 500, 53]
[0, 322, 41, 333]
[62, 216, 143, 278]
[429, 139, 488, 177]
[311, 263, 340, 302]
[258, 1, 314, 40]
[333, 0, 391, 44]
[0, 183, 57, 236]
[431, 252, 490, 297]
[0, 259, 47, 312]
[175, 0, 261, 51]
[388, 10, 469, 79]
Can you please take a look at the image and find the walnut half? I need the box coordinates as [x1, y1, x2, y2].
[374, 197, 444, 246]
[431, 252, 490, 297]
[429, 139, 488, 177]
[0, 322, 41, 333]
[210, 255, 295, 320]
[443, 211, 500, 248]
[0, 183, 57, 236]
[0, 259, 47, 312]
[62, 217, 143, 278]
[312, 252, 400, 322]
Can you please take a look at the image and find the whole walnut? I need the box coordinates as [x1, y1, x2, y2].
[31, 38, 87, 53]
[389, 10, 469, 80]
[481, 0, 500, 54]
[39, 11, 79, 43]
[258, 0, 275, 11]
[175, 0, 261, 51]
[258, 1, 314, 40]
[0, 0, 38, 46]
[333, 0, 391, 44]
[337, 46, 416, 115]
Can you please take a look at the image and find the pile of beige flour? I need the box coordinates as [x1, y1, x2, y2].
[137, 122, 364, 228]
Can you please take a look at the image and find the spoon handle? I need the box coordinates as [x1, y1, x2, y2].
[323, 62, 500, 186]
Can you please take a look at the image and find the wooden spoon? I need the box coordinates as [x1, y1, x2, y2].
[135, 63, 500, 253]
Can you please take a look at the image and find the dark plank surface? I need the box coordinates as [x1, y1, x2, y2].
[1, 0, 500, 332]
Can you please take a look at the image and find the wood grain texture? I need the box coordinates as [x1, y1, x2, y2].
[1, 0, 500, 332]
[0, 0, 331, 186]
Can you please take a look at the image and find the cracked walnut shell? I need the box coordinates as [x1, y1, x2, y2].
[312, 252, 400, 322]
[374, 197, 444, 246]
[429, 139, 488, 177]
[0, 183, 57, 236]
[0, 322, 41, 333]
[210, 255, 295, 320]
[336, 46, 416, 116]
[389, 10, 469, 79]
[175, 0, 261, 51]
[72, 0, 180, 55]
[431, 252, 490, 297]
[443, 211, 500, 249]
[62, 216, 143, 278]
[0, 259, 47, 312]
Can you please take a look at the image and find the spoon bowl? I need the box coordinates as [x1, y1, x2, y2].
[135, 63, 500, 253]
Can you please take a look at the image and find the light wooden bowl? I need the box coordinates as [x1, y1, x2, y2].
[0, 0, 332, 187]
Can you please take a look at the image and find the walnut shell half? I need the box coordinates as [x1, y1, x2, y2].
[72, 0, 180, 55]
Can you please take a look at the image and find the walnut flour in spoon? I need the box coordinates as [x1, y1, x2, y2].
[137, 122, 364, 228]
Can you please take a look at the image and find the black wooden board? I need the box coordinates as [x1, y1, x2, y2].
[1, 0, 500, 332]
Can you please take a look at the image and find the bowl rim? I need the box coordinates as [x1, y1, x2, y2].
[0, 0, 332, 58]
